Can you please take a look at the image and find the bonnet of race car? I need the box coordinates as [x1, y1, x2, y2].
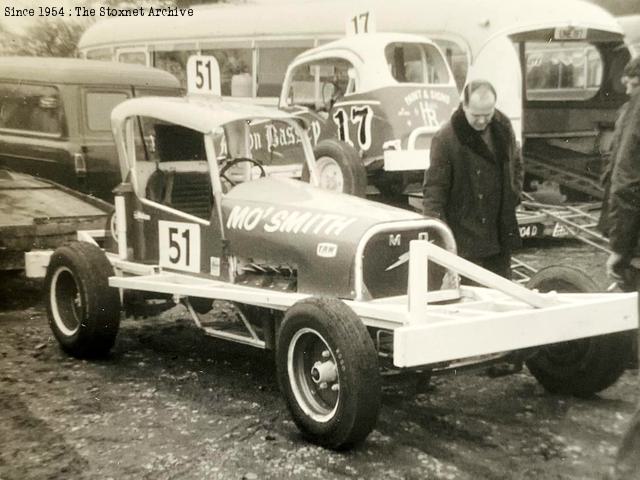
[220, 177, 449, 299]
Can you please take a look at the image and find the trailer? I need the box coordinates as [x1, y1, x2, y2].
[0, 169, 111, 272]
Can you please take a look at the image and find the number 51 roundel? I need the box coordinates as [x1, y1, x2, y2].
[158, 221, 201, 273]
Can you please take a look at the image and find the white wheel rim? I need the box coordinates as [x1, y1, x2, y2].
[316, 156, 344, 193]
[287, 327, 340, 423]
[50, 266, 82, 336]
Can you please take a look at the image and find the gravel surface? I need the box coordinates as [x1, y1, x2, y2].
[0, 239, 637, 480]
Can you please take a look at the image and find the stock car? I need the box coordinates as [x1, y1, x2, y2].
[31, 61, 638, 449]
[215, 32, 460, 198]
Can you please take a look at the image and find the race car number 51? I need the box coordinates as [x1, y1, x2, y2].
[159, 221, 201, 273]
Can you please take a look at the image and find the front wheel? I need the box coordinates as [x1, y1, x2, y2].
[45, 242, 120, 358]
[525, 265, 631, 397]
[276, 297, 380, 449]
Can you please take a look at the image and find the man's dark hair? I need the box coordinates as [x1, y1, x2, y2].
[623, 56, 640, 79]
[462, 79, 497, 105]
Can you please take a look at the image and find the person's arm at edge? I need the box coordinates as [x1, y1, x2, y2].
[608, 92, 640, 273]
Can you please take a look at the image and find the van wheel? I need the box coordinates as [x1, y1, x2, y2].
[303, 139, 367, 197]
[525, 265, 630, 397]
[46, 242, 120, 359]
[276, 297, 380, 449]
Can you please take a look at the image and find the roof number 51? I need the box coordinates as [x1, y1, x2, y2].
[187, 55, 221, 96]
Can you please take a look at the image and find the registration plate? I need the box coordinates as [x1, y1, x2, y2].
[519, 223, 542, 239]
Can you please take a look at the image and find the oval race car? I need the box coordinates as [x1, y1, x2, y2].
[33, 59, 637, 450]
[279, 32, 459, 198]
[206, 33, 459, 199]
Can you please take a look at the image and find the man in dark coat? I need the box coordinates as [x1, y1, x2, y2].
[606, 57, 640, 480]
[422, 79, 522, 278]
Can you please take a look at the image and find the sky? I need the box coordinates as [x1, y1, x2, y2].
[1, 0, 638, 34]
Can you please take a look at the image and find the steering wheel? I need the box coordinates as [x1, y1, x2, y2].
[219, 157, 266, 187]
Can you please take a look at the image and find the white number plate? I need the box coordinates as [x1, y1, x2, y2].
[187, 55, 221, 96]
[159, 221, 201, 273]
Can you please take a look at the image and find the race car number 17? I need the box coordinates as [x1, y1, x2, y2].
[159, 221, 201, 273]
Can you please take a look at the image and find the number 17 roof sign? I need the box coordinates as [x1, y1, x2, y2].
[187, 55, 221, 96]
[345, 10, 376, 35]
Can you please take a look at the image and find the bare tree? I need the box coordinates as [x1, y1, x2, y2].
[7, 18, 92, 57]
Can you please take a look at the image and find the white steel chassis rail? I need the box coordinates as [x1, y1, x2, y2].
[24, 227, 639, 368]
[108, 238, 638, 369]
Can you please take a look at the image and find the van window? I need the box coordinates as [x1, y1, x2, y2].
[287, 58, 356, 112]
[525, 42, 603, 101]
[385, 42, 450, 84]
[86, 91, 129, 131]
[0, 82, 64, 135]
[201, 48, 253, 97]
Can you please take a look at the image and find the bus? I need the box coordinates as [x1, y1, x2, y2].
[79, 0, 633, 199]
[618, 15, 640, 56]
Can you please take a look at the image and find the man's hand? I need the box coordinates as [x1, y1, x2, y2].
[606, 252, 628, 282]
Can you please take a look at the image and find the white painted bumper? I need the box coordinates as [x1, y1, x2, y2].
[383, 149, 430, 171]
[393, 291, 638, 367]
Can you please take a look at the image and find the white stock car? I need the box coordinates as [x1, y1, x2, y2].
[34, 91, 638, 450]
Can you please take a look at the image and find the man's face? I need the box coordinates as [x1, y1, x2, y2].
[462, 90, 496, 132]
[623, 75, 640, 96]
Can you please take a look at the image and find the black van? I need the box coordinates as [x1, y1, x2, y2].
[0, 57, 180, 201]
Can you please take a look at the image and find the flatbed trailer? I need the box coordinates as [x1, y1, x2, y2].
[0, 169, 112, 271]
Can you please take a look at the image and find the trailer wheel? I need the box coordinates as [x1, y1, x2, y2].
[276, 297, 380, 449]
[526, 265, 630, 397]
[45, 241, 120, 359]
[303, 139, 367, 197]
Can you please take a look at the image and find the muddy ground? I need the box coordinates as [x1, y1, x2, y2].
[0, 239, 638, 480]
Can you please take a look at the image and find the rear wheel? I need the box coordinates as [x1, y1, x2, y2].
[276, 297, 380, 449]
[526, 265, 630, 397]
[46, 242, 120, 358]
[303, 139, 367, 197]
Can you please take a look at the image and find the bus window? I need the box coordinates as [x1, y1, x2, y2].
[154, 50, 197, 88]
[433, 39, 469, 91]
[385, 42, 450, 84]
[201, 49, 253, 97]
[257, 47, 308, 97]
[117, 51, 147, 66]
[86, 48, 113, 61]
[525, 42, 603, 101]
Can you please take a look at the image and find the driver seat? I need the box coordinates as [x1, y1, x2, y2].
[146, 169, 213, 220]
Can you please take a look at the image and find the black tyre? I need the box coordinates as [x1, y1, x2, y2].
[45, 241, 120, 358]
[303, 139, 367, 197]
[276, 297, 380, 449]
[525, 265, 630, 397]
